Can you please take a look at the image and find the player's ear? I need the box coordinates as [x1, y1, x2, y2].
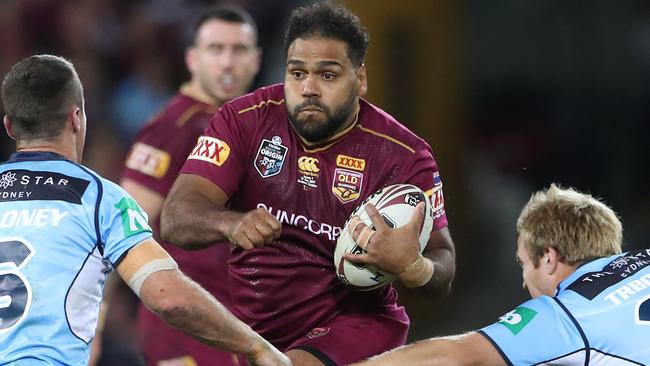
[3, 115, 16, 140]
[70, 107, 82, 134]
[185, 46, 197, 75]
[544, 246, 560, 274]
[356, 63, 367, 97]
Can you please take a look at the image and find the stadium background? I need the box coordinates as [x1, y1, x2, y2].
[1, 0, 649, 364]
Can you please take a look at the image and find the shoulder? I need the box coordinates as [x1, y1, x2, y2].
[356, 99, 432, 156]
[223, 84, 286, 121]
[138, 93, 217, 135]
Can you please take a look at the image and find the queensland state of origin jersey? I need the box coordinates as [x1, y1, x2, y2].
[0, 152, 152, 365]
[181, 83, 448, 348]
[481, 250, 650, 365]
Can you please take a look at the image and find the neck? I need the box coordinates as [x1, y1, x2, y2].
[16, 138, 77, 162]
[181, 81, 220, 106]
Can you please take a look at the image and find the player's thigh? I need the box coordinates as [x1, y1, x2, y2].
[286, 306, 409, 365]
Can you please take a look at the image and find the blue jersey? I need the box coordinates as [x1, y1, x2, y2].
[481, 249, 650, 365]
[0, 152, 152, 365]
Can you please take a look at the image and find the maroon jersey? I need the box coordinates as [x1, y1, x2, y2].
[182, 84, 448, 349]
[122, 91, 238, 366]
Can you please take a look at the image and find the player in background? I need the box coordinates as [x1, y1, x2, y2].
[351, 184, 650, 365]
[0, 55, 288, 366]
[117, 4, 260, 365]
[160, 2, 456, 365]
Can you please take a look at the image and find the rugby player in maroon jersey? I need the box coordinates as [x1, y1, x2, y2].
[161, 2, 456, 365]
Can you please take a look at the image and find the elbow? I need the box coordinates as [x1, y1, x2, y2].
[159, 204, 187, 247]
[148, 292, 191, 323]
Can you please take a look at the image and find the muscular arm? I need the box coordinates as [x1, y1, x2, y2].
[160, 174, 281, 250]
[160, 174, 240, 249]
[117, 239, 289, 364]
[120, 178, 165, 224]
[418, 226, 455, 296]
[351, 332, 505, 366]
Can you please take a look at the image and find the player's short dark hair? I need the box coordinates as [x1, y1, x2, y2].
[1, 54, 83, 140]
[189, 4, 258, 46]
[284, 1, 369, 67]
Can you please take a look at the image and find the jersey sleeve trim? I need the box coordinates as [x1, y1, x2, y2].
[237, 98, 284, 115]
[76, 164, 104, 256]
[476, 330, 514, 366]
[357, 124, 416, 153]
[553, 297, 590, 364]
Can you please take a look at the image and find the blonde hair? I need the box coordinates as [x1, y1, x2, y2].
[517, 184, 622, 266]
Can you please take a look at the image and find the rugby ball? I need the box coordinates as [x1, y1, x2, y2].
[334, 184, 434, 291]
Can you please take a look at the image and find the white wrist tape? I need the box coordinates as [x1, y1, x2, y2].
[127, 257, 178, 297]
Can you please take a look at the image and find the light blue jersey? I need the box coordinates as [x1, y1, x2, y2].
[481, 249, 650, 365]
[0, 152, 152, 365]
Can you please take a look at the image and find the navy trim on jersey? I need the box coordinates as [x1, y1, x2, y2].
[77, 165, 104, 256]
[63, 250, 95, 344]
[476, 330, 514, 366]
[5, 151, 70, 163]
[292, 346, 337, 366]
[554, 297, 590, 365]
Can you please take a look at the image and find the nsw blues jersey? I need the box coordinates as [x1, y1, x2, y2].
[0, 152, 152, 365]
[481, 250, 650, 365]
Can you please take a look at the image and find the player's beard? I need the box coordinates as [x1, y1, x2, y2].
[287, 92, 357, 143]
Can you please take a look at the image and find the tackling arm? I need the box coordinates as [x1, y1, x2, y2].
[117, 238, 290, 364]
[350, 331, 505, 366]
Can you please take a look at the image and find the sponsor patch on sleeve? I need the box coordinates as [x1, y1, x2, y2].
[125, 143, 171, 178]
[424, 172, 445, 217]
[497, 307, 537, 335]
[188, 136, 231, 166]
[115, 197, 151, 236]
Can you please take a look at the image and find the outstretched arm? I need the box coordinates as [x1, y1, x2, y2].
[160, 174, 281, 250]
[351, 331, 505, 366]
[117, 238, 290, 365]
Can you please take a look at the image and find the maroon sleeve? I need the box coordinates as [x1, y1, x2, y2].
[180, 103, 250, 197]
[399, 144, 448, 230]
[122, 111, 209, 196]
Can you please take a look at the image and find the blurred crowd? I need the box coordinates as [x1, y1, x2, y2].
[0, 0, 305, 182]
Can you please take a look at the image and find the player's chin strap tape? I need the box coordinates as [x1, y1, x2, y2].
[397, 254, 434, 288]
[127, 257, 179, 297]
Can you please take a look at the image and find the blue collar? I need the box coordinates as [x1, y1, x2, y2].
[8, 151, 70, 162]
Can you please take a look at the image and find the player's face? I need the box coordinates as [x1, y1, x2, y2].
[516, 235, 549, 298]
[284, 37, 367, 143]
[187, 19, 260, 105]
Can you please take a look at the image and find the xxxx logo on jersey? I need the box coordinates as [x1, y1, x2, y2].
[188, 136, 230, 166]
[336, 154, 365, 171]
[297, 156, 319, 190]
[125, 142, 171, 178]
[332, 168, 363, 204]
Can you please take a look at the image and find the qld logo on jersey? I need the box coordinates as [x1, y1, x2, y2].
[332, 168, 363, 204]
[254, 136, 288, 178]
